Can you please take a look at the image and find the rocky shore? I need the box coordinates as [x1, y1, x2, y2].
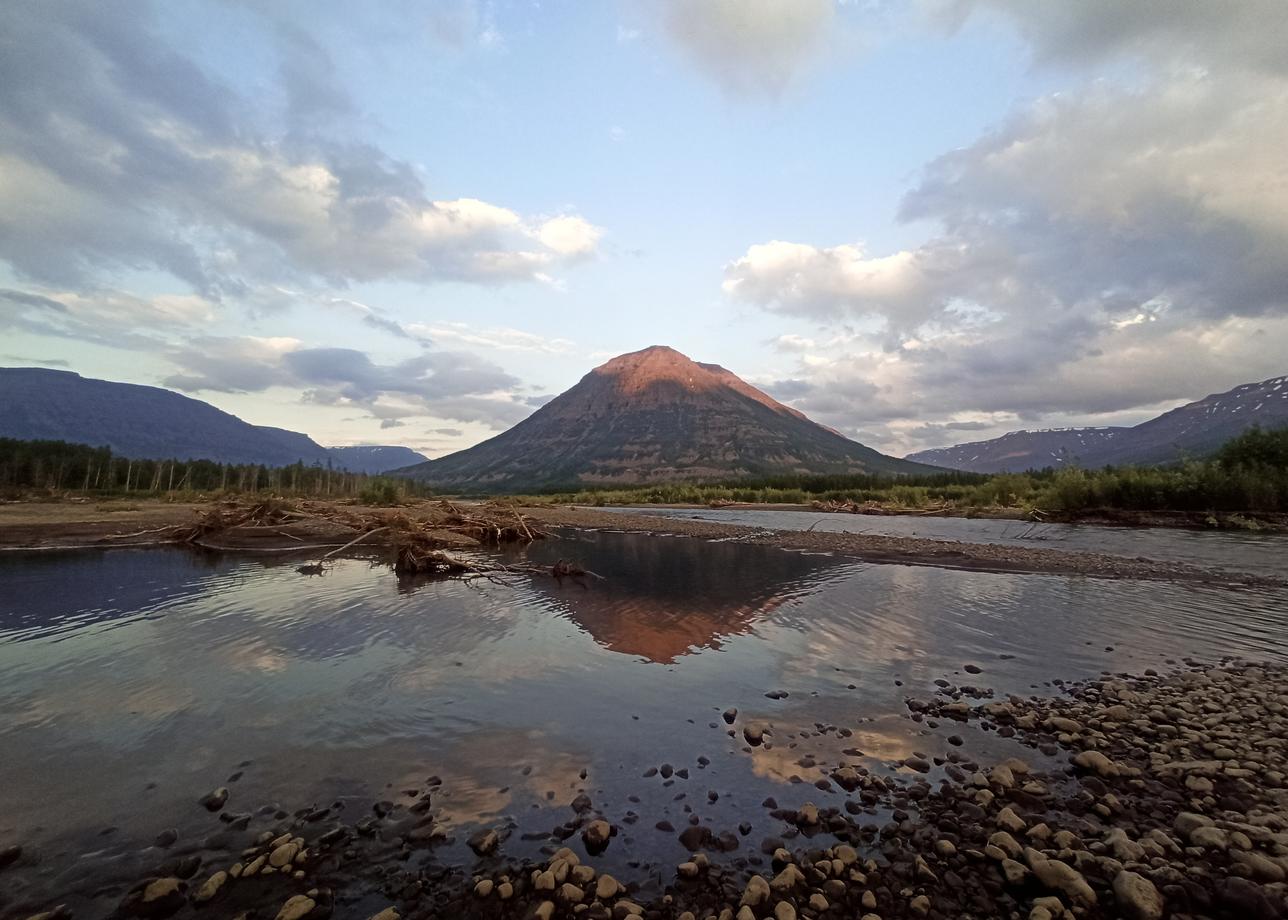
[3, 662, 1284, 920]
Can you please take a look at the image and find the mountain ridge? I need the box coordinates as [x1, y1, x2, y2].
[0, 367, 420, 471]
[906, 375, 1288, 472]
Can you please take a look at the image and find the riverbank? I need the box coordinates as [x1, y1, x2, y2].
[3, 661, 1283, 920]
[530, 499, 1288, 533]
[0, 498, 1280, 587]
[525, 505, 1281, 587]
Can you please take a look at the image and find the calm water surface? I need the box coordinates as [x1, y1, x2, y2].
[598, 505, 1288, 578]
[1, 532, 1286, 916]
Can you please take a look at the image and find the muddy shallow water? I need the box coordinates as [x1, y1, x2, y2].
[1, 530, 1286, 917]
[595, 506, 1288, 578]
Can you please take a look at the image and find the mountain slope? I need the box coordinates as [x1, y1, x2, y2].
[907, 375, 1288, 472]
[0, 367, 333, 466]
[399, 345, 936, 490]
[328, 445, 429, 474]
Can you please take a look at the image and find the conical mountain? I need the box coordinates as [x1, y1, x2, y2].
[398, 345, 935, 491]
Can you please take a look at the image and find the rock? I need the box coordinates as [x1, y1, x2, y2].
[534, 902, 555, 920]
[0, 845, 20, 871]
[909, 894, 931, 915]
[1001, 858, 1029, 885]
[744, 724, 765, 746]
[1025, 847, 1097, 906]
[134, 878, 186, 918]
[677, 861, 700, 878]
[582, 820, 612, 852]
[996, 806, 1025, 833]
[1189, 826, 1228, 849]
[903, 755, 931, 772]
[199, 788, 228, 812]
[1105, 828, 1145, 862]
[153, 830, 177, 849]
[1216, 876, 1281, 920]
[1233, 850, 1287, 882]
[770, 864, 805, 892]
[596, 874, 621, 899]
[990, 766, 1016, 789]
[808, 894, 828, 911]
[365, 911, 399, 920]
[474, 879, 493, 897]
[678, 825, 710, 850]
[497, 882, 513, 900]
[964, 664, 982, 673]
[740, 875, 771, 907]
[774, 903, 797, 920]
[1173, 811, 1213, 836]
[192, 871, 227, 904]
[274, 895, 315, 920]
[723, 708, 738, 724]
[468, 828, 499, 856]
[832, 766, 861, 791]
[1071, 750, 1119, 778]
[988, 831, 1023, 859]
[268, 842, 299, 868]
[558, 882, 584, 903]
[1113, 870, 1163, 920]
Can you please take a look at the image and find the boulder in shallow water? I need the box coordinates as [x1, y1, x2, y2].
[468, 828, 499, 856]
[582, 820, 612, 852]
[199, 788, 228, 812]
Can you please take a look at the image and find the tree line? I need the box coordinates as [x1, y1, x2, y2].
[0, 438, 429, 501]
[533, 427, 1288, 516]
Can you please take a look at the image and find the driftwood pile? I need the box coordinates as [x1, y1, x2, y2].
[97, 498, 584, 583]
[810, 498, 952, 516]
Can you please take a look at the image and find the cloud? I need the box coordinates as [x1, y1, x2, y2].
[0, 286, 217, 350]
[0, 355, 70, 368]
[726, 3, 1288, 452]
[405, 321, 576, 354]
[162, 337, 531, 429]
[726, 242, 943, 332]
[0, 2, 600, 299]
[536, 215, 603, 257]
[657, 0, 835, 96]
[930, 0, 1288, 76]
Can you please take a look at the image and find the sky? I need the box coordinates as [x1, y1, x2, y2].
[2, 0, 1286, 459]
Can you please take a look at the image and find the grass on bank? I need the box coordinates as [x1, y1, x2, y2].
[517, 427, 1288, 520]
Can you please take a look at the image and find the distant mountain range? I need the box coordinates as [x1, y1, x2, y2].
[906, 375, 1288, 473]
[397, 345, 936, 491]
[326, 445, 428, 474]
[0, 368, 423, 472]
